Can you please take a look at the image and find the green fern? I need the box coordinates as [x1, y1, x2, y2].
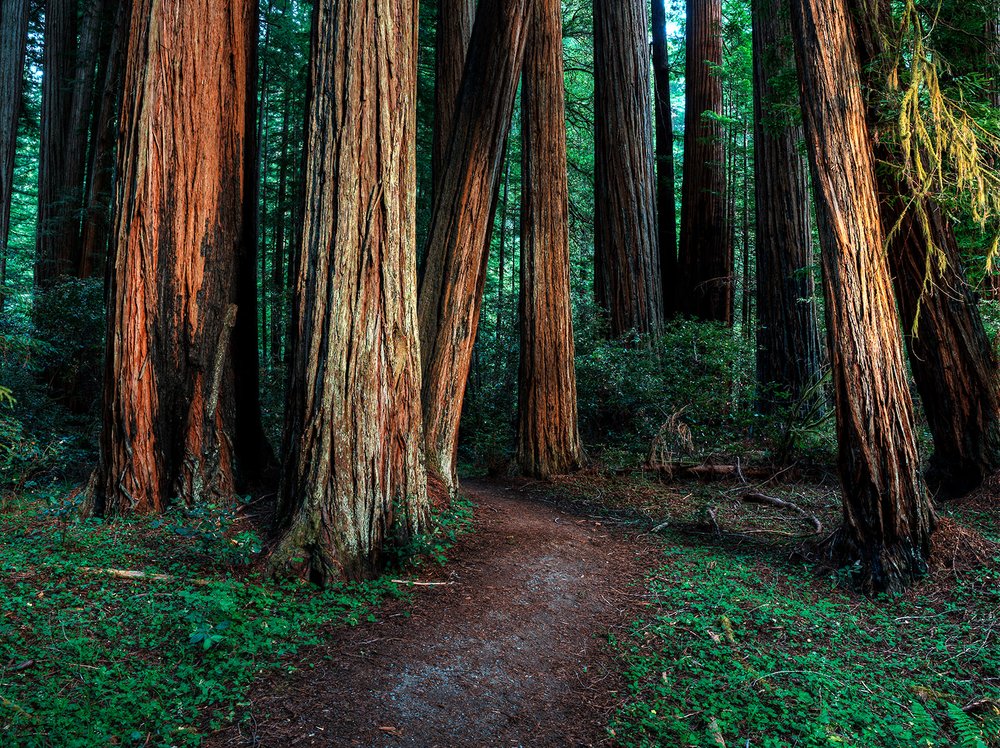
[947, 702, 989, 748]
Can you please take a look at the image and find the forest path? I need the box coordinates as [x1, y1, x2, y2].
[212, 480, 657, 748]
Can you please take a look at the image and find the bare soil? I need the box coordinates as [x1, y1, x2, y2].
[210, 480, 657, 748]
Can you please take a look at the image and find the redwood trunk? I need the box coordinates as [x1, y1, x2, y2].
[752, 0, 823, 414]
[593, 0, 661, 335]
[418, 0, 531, 500]
[88, 0, 253, 515]
[651, 0, 678, 317]
[516, 0, 583, 478]
[790, 0, 934, 590]
[677, 0, 733, 323]
[273, 0, 429, 583]
[432, 0, 475, 197]
[0, 0, 29, 310]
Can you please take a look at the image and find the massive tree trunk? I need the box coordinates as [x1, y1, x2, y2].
[850, 0, 1000, 497]
[593, 0, 661, 336]
[0, 0, 29, 311]
[651, 0, 678, 318]
[432, 0, 475, 197]
[752, 0, 823, 414]
[88, 0, 253, 516]
[790, 0, 934, 591]
[677, 0, 732, 323]
[516, 0, 582, 478]
[36, 0, 103, 287]
[272, 0, 429, 583]
[418, 0, 531, 500]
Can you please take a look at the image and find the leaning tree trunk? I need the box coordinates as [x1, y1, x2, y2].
[432, 0, 475, 198]
[651, 0, 678, 319]
[752, 0, 823, 415]
[593, 0, 661, 336]
[272, 0, 430, 583]
[790, 0, 934, 591]
[0, 0, 29, 312]
[418, 0, 531, 501]
[516, 0, 583, 479]
[849, 0, 1000, 497]
[677, 0, 733, 323]
[88, 0, 253, 516]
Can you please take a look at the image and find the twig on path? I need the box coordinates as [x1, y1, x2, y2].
[742, 491, 823, 535]
[389, 579, 453, 587]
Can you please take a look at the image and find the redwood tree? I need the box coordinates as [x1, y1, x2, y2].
[516, 0, 583, 478]
[651, 0, 678, 317]
[677, 0, 732, 323]
[790, 0, 934, 590]
[432, 0, 475, 196]
[418, 0, 531, 500]
[272, 0, 430, 583]
[88, 0, 254, 515]
[593, 0, 661, 335]
[0, 0, 29, 309]
[752, 0, 823, 414]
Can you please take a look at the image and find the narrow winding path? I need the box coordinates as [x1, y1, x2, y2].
[213, 481, 655, 747]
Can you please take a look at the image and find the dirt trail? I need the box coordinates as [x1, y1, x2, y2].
[213, 480, 655, 747]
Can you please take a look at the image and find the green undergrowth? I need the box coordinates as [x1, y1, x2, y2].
[0, 487, 472, 747]
[611, 536, 1000, 747]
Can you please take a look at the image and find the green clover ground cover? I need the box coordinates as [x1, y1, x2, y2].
[611, 536, 1000, 747]
[0, 489, 471, 747]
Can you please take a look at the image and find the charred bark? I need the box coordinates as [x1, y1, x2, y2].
[593, 0, 661, 336]
[516, 0, 583, 478]
[790, 0, 934, 591]
[273, 0, 430, 583]
[418, 0, 531, 500]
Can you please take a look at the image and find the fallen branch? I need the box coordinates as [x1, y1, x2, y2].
[389, 579, 452, 587]
[78, 567, 212, 586]
[742, 492, 823, 535]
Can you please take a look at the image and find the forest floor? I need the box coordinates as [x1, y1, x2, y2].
[209, 480, 659, 747]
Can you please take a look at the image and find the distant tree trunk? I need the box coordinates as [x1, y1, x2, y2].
[270, 90, 292, 367]
[0, 0, 29, 311]
[677, 0, 733, 323]
[651, 0, 677, 317]
[752, 0, 823, 415]
[272, 0, 430, 584]
[988, 7, 1000, 108]
[850, 0, 1000, 497]
[36, 0, 103, 287]
[87, 0, 253, 516]
[593, 0, 661, 336]
[516, 0, 582, 478]
[790, 0, 934, 591]
[418, 0, 531, 500]
[79, 0, 126, 279]
[432, 0, 475, 197]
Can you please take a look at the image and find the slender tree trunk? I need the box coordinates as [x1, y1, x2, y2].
[752, 0, 822, 414]
[432, 0, 475, 199]
[516, 0, 582, 478]
[79, 0, 126, 279]
[677, 0, 733, 323]
[87, 0, 253, 516]
[593, 0, 661, 336]
[273, 0, 429, 584]
[651, 0, 677, 317]
[418, 0, 531, 501]
[740, 121, 751, 337]
[850, 0, 1000, 497]
[0, 0, 29, 312]
[790, 0, 934, 591]
[270, 90, 292, 367]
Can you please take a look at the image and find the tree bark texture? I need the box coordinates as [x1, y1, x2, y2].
[677, 0, 733, 323]
[88, 0, 253, 515]
[850, 0, 1000, 497]
[593, 0, 661, 336]
[790, 0, 934, 590]
[651, 0, 678, 317]
[432, 0, 475, 198]
[273, 0, 430, 583]
[0, 0, 29, 310]
[752, 0, 823, 414]
[418, 0, 531, 500]
[516, 0, 583, 478]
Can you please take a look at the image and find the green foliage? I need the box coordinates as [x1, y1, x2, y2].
[609, 542, 1000, 747]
